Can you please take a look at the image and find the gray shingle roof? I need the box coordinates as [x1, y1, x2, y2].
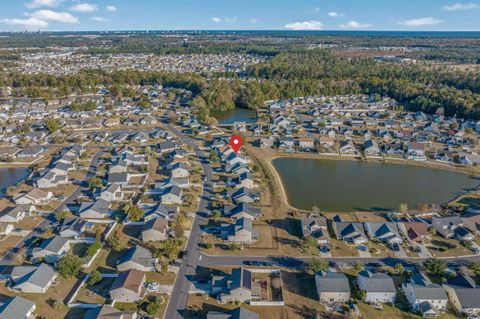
[34, 236, 68, 254]
[357, 270, 396, 293]
[316, 272, 350, 293]
[118, 246, 156, 268]
[12, 263, 56, 290]
[0, 296, 35, 319]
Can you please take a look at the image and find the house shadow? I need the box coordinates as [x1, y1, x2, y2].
[181, 302, 231, 319]
[269, 218, 303, 237]
[280, 270, 318, 301]
[352, 206, 392, 213]
[104, 250, 124, 269]
[287, 304, 322, 319]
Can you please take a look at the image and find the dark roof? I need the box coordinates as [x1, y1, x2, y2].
[357, 270, 396, 293]
[447, 274, 476, 289]
[316, 271, 350, 293]
[225, 203, 261, 218]
[230, 268, 252, 291]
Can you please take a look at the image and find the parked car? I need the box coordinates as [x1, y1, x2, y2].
[357, 244, 369, 252]
[146, 282, 160, 292]
[391, 243, 400, 251]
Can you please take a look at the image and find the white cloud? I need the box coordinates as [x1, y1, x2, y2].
[1, 17, 48, 28]
[25, 0, 63, 9]
[70, 3, 98, 13]
[91, 16, 109, 22]
[250, 19, 258, 23]
[29, 10, 79, 23]
[285, 20, 323, 30]
[399, 17, 442, 27]
[314, 7, 320, 12]
[340, 20, 371, 29]
[211, 17, 236, 23]
[328, 11, 344, 17]
[443, 2, 480, 10]
[106, 5, 117, 12]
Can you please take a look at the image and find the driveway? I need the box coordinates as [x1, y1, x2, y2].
[357, 245, 371, 258]
[413, 243, 432, 258]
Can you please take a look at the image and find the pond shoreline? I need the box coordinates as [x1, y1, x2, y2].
[247, 146, 480, 214]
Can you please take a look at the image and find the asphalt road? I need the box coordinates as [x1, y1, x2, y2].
[0, 149, 104, 268]
[163, 121, 213, 319]
[198, 253, 480, 270]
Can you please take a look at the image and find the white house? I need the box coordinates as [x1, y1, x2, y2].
[357, 270, 396, 304]
[402, 272, 448, 318]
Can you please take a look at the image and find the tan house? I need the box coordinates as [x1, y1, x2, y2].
[110, 269, 146, 303]
[14, 188, 53, 205]
[141, 218, 169, 242]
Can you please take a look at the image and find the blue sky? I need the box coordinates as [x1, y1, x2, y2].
[0, 0, 479, 31]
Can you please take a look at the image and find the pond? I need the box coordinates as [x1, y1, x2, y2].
[214, 107, 257, 124]
[272, 158, 480, 212]
[0, 167, 30, 196]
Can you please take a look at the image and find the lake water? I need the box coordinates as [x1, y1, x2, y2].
[0, 167, 30, 196]
[214, 108, 257, 124]
[272, 158, 480, 212]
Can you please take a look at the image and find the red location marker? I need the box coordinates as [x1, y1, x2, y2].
[229, 135, 243, 154]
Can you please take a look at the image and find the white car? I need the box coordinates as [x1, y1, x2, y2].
[146, 282, 160, 292]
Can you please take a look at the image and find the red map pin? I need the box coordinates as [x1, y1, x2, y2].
[229, 135, 243, 154]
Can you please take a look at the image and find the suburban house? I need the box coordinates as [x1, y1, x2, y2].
[443, 274, 480, 316]
[224, 203, 261, 221]
[230, 187, 260, 204]
[364, 222, 403, 245]
[402, 272, 448, 318]
[364, 139, 382, 156]
[339, 140, 357, 155]
[14, 188, 53, 205]
[432, 216, 474, 241]
[0, 205, 35, 223]
[141, 218, 169, 242]
[207, 308, 259, 319]
[85, 305, 137, 319]
[227, 172, 255, 190]
[221, 217, 256, 244]
[398, 222, 431, 244]
[0, 296, 36, 319]
[144, 204, 179, 221]
[461, 213, 480, 235]
[297, 138, 316, 151]
[315, 271, 351, 305]
[35, 170, 68, 188]
[110, 269, 146, 303]
[158, 141, 178, 154]
[300, 217, 330, 244]
[171, 162, 190, 178]
[331, 222, 368, 244]
[219, 268, 252, 304]
[79, 199, 112, 219]
[406, 142, 427, 161]
[31, 236, 70, 263]
[59, 218, 89, 238]
[10, 263, 57, 293]
[117, 246, 158, 272]
[356, 270, 396, 304]
[97, 183, 124, 202]
[160, 186, 183, 205]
